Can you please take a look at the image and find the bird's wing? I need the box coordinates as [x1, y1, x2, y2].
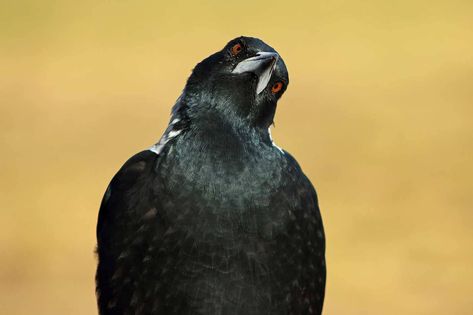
[96, 150, 164, 314]
[282, 150, 326, 313]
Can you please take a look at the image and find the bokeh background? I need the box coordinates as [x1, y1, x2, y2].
[1, 0, 472, 314]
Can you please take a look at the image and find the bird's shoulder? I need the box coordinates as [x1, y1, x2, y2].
[118, 148, 157, 173]
[96, 150, 160, 239]
[281, 149, 302, 171]
[279, 149, 320, 205]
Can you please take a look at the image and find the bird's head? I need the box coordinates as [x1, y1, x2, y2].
[182, 36, 289, 129]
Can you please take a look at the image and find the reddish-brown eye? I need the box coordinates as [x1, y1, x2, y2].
[271, 82, 283, 94]
[231, 43, 242, 56]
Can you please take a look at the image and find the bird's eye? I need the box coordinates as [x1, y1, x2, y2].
[231, 43, 243, 56]
[271, 82, 284, 94]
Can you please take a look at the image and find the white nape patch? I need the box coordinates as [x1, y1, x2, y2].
[168, 130, 182, 138]
[268, 127, 284, 154]
[148, 118, 182, 155]
[149, 142, 164, 155]
[170, 118, 180, 125]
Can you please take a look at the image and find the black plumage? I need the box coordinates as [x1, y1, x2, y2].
[96, 36, 326, 315]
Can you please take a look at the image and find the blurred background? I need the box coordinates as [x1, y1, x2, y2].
[1, 0, 472, 314]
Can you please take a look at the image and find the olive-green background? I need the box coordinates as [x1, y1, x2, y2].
[1, 1, 472, 314]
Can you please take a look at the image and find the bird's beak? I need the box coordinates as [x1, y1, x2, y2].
[232, 52, 279, 95]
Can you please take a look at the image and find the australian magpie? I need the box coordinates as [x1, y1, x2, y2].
[96, 36, 326, 315]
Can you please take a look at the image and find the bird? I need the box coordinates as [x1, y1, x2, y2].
[96, 36, 326, 315]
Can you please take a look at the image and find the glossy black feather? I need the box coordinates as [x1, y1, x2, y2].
[96, 36, 325, 315]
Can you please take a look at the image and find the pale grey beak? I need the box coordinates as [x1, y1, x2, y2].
[232, 52, 279, 94]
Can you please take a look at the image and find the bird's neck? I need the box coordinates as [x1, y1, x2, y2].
[171, 92, 274, 155]
[195, 109, 265, 140]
